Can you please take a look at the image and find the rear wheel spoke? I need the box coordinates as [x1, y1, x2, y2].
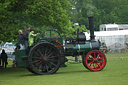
[35, 61, 42, 67]
[47, 52, 54, 58]
[46, 47, 53, 56]
[49, 62, 57, 67]
[38, 63, 43, 70]
[32, 60, 40, 63]
[38, 50, 44, 57]
[49, 59, 58, 62]
[49, 56, 58, 59]
[45, 64, 49, 72]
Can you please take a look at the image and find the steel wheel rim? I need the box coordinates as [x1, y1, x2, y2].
[85, 50, 106, 71]
[29, 43, 61, 75]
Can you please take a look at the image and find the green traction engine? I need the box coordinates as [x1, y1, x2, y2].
[15, 17, 107, 75]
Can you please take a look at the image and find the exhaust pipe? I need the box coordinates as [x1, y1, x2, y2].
[88, 16, 95, 41]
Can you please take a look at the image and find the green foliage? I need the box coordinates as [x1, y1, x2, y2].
[69, 0, 128, 30]
[0, 0, 72, 43]
[61, 24, 88, 38]
[0, 0, 128, 42]
[69, 0, 95, 28]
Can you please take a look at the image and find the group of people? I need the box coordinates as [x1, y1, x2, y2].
[0, 26, 39, 69]
[18, 26, 39, 50]
[0, 49, 8, 68]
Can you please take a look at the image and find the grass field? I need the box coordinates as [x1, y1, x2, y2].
[0, 52, 128, 85]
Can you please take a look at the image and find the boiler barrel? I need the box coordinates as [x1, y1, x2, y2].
[73, 41, 100, 55]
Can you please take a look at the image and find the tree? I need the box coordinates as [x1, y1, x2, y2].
[0, 0, 72, 43]
[93, 0, 128, 29]
[69, 0, 96, 29]
[0, 0, 16, 42]
[69, 0, 128, 30]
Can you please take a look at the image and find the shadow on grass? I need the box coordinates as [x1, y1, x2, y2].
[0, 67, 37, 77]
[0, 66, 106, 77]
[0, 67, 28, 74]
[20, 69, 101, 77]
[56, 69, 105, 75]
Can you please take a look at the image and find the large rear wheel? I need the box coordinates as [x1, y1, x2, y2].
[28, 43, 61, 75]
[83, 50, 107, 71]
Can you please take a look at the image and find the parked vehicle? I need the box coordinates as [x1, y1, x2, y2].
[2, 42, 16, 60]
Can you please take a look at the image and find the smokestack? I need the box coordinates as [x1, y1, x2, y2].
[88, 16, 95, 41]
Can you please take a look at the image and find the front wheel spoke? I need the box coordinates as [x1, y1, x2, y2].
[98, 57, 103, 60]
[90, 63, 94, 68]
[96, 54, 100, 58]
[89, 55, 95, 60]
[89, 63, 92, 67]
[96, 63, 101, 68]
[88, 61, 93, 65]
[93, 63, 97, 69]
[98, 61, 104, 63]
[87, 58, 93, 61]
[94, 52, 96, 58]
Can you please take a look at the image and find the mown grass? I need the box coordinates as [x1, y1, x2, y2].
[0, 52, 128, 85]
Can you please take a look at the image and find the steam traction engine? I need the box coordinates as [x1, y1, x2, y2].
[15, 17, 107, 75]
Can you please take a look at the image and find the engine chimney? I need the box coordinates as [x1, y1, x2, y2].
[88, 16, 95, 41]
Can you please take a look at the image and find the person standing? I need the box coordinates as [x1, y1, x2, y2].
[75, 56, 78, 62]
[1, 49, 8, 68]
[18, 30, 25, 50]
[23, 26, 30, 49]
[28, 29, 39, 49]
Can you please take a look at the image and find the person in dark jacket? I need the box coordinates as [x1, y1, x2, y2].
[23, 26, 30, 49]
[1, 49, 8, 68]
[18, 30, 25, 50]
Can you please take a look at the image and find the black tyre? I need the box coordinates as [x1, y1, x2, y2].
[28, 43, 61, 75]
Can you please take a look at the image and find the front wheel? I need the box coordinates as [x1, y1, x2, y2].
[83, 50, 107, 71]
